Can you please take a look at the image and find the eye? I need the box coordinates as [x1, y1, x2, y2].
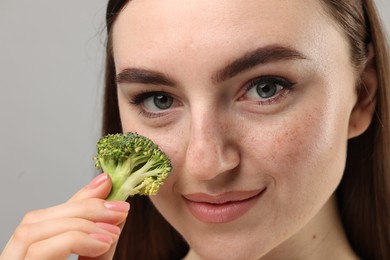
[144, 93, 174, 111]
[129, 91, 179, 117]
[244, 76, 293, 103]
[253, 81, 280, 99]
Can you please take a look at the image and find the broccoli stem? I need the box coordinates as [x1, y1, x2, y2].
[106, 159, 159, 201]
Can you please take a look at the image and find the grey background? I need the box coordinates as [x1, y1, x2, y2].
[0, 0, 389, 256]
[0, 0, 107, 253]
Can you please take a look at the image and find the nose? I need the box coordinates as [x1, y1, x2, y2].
[184, 111, 240, 181]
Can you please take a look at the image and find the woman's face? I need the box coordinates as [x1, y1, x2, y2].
[113, 0, 362, 258]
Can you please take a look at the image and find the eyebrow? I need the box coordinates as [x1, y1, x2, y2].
[116, 68, 177, 86]
[116, 45, 307, 86]
[214, 45, 307, 83]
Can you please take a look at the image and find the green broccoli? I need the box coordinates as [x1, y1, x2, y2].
[93, 132, 172, 201]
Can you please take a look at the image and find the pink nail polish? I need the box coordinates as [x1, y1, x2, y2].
[104, 201, 130, 212]
[90, 233, 113, 244]
[87, 174, 108, 189]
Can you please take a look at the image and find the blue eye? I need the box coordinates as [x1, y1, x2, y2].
[131, 91, 174, 112]
[255, 82, 279, 99]
[245, 76, 293, 101]
[147, 94, 173, 110]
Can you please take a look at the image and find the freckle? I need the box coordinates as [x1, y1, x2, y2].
[312, 234, 317, 239]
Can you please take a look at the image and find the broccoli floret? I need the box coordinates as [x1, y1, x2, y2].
[93, 132, 172, 201]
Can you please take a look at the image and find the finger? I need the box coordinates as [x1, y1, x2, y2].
[3, 219, 121, 260]
[69, 173, 112, 202]
[21, 199, 129, 225]
[25, 231, 114, 260]
[79, 220, 127, 260]
[1, 234, 25, 260]
[16, 218, 121, 248]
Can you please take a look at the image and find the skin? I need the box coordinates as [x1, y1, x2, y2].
[0, 173, 129, 259]
[114, 0, 376, 259]
[1, 0, 377, 259]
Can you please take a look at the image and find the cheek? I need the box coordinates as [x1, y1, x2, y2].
[256, 107, 349, 203]
[272, 113, 325, 170]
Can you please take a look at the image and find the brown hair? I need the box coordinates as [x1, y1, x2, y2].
[320, 1, 390, 259]
[102, 1, 390, 259]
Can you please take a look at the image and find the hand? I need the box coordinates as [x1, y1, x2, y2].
[0, 173, 129, 260]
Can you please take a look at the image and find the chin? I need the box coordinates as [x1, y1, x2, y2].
[184, 230, 276, 260]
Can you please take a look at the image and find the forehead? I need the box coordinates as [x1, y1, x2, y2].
[112, 0, 345, 72]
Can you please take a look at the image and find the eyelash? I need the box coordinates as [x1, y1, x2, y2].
[128, 76, 295, 116]
[130, 90, 166, 105]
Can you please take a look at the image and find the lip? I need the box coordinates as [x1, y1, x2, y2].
[183, 188, 266, 223]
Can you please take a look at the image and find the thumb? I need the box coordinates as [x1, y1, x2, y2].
[68, 173, 112, 202]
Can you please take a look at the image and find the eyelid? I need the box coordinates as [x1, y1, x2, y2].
[130, 91, 170, 105]
[246, 75, 294, 91]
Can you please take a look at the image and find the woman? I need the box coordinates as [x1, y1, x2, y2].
[2, 0, 389, 259]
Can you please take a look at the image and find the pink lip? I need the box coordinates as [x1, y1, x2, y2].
[183, 188, 266, 223]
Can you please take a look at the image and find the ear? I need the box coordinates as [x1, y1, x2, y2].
[348, 44, 378, 139]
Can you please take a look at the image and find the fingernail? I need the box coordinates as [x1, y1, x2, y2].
[87, 173, 108, 189]
[96, 222, 121, 235]
[90, 233, 113, 244]
[104, 201, 130, 212]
